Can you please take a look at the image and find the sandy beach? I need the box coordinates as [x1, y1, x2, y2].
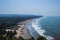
[14, 19, 32, 39]
[6, 19, 32, 39]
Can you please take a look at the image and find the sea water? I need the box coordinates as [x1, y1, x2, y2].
[27, 16, 60, 40]
[40, 16, 60, 38]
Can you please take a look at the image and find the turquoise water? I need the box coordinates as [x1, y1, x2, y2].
[40, 16, 60, 38]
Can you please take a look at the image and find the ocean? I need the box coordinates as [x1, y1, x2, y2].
[27, 16, 60, 40]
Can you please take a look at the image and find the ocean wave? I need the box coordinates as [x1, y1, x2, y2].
[27, 17, 54, 40]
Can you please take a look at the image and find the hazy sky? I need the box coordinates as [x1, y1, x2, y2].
[0, 0, 60, 16]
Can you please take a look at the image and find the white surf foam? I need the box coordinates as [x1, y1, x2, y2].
[31, 17, 54, 40]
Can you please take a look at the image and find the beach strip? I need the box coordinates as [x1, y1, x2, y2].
[15, 19, 32, 39]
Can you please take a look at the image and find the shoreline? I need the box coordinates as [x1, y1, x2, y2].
[15, 19, 32, 39]
[6, 19, 32, 39]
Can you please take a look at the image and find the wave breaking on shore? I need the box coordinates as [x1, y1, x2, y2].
[27, 17, 54, 40]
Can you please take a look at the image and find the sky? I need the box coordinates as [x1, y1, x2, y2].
[0, 0, 60, 16]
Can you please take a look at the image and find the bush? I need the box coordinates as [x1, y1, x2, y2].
[37, 36, 47, 40]
[29, 37, 34, 40]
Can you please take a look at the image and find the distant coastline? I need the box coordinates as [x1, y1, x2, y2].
[0, 14, 43, 40]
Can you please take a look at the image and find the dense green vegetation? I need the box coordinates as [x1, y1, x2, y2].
[0, 15, 42, 29]
[0, 31, 17, 40]
[37, 36, 46, 40]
